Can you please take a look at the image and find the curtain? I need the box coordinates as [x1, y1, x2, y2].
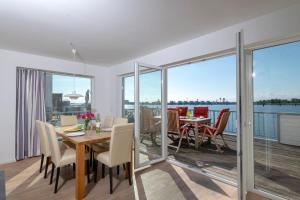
[16, 68, 46, 160]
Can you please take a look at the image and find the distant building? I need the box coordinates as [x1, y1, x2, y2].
[53, 93, 63, 112]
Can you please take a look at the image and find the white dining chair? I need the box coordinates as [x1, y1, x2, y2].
[102, 116, 114, 128]
[91, 116, 115, 151]
[45, 123, 90, 193]
[60, 115, 78, 127]
[113, 117, 128, 125]
[36, 120, 52, 178]
[93, 123, 134, 194]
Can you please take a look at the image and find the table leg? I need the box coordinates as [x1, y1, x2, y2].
[194, 122, 199, 150]
[76, 144, 85, 200]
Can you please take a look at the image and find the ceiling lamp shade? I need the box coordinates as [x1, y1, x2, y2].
[64, 43, 85, 100]
[64, 90, 84, 100]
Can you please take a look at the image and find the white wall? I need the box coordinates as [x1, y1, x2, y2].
[0, 49, 110, 164]
[109, 3, 300, 117]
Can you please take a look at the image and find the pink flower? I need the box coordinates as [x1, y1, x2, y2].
[80, 112, 95, 120]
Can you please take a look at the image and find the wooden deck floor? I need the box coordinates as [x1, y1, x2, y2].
[0, 157, 239, 200]
[140, 134, 300, 200]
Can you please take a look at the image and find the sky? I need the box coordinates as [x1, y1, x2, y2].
[124, 55, 236, 102]
[253, 40, 300, 101]
[124, 40, 300, 103]
[52, 75, 91, 103]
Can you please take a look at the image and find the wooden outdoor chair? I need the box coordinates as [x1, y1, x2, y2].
[199, 108, 230, 153]
[167, 110, 190, 153]
[140, 107, 160, 145]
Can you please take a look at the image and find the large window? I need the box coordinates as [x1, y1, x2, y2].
[45, 73, 92, 125]
[122, 55, 238, 181]
[252, 40, 300, 199]
[167, 55, 237, 182]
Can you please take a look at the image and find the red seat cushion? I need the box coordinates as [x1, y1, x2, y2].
[214, 108, 229, 128]
[193, 107, 209, 118]
[176, 107, 188, 116]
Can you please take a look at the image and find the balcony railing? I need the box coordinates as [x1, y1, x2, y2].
[46, 111, 88, 126]
[123, 108, 283, 140]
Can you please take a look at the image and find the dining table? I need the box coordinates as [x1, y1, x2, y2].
[154, 115, 211, 149]
[179, 117, 211, 149]
[56, 126, 111, 200]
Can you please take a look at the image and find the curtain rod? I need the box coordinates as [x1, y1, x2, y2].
[16, 66, 94, 78]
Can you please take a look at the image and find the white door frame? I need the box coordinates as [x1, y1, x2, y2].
[236, 30, 247, 200]
[134, 62, 168, 170]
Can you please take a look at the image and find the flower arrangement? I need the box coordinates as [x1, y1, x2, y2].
[79, 112, 95, 130]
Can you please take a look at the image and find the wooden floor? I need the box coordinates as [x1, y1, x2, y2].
[0, 157, 134, 200]
[140, 134, 300, 200]
[0, 157, 239, 200]
[135, 161, 237, 200]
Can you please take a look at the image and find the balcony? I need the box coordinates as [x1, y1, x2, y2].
[124, 107, 300, 200]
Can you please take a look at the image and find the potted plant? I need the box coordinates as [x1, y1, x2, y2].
[80, 112, 95, 130]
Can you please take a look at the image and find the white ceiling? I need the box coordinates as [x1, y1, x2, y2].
[0, 0, 299, 66]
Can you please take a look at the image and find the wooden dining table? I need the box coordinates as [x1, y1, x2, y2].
[154, 115, 211, 149]
[56, 126, 111, 200]
[179, 117, 211, 149]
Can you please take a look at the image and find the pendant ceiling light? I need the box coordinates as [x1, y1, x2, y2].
[64, 44, 84, 100]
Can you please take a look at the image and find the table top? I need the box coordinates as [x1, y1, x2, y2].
[154, 115, 210, 123]
[179, 117, 211, 123]
[56, 126, 111, 145]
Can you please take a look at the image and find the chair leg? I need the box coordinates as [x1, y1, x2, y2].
[117, 165, 120, 176]
[94, 160, 98, 183]
[176, 134, 184, 153]
[44, 157, 50, 179]
[212, 136, 223, 153]
[73, 163, 76, 171]
[126, 162, 132, 185]
[185, 133, 190, 147]
[40, 154, 44, 173]
[54, 167, 60, 193]
[109, 167, 113, 194]
[50, 163, 55, 185]
[102, 164, 105, 178]
[89, 147, 93, 167]
[86, 160, 90, 183]
[220, 134, 229, 148]
[122, 164, 126, 170]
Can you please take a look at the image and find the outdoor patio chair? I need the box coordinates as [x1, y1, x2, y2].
[177, 106, 188, 116]
[199, 108, 230, 153]
[140, 107, 160, 145]
[167, 110, 190, 153]
[193, 106, 209, 118]
[189, 106, 210, 133]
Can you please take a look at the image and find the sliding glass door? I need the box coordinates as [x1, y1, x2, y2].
[251, 40, 300, 199]
[134, 63, 167, 169]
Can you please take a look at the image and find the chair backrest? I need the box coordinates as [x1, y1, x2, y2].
[102, 116, 114, 128]
[140, 107, 156, 132]
[214, 109, 230, 133]
[113, 117, 128, 125]
[167, 110, 180, 134]
[177, 107, 188, 116]
[60, 115, 78, 127]
[193, 107, 209, 118]
[36, 120, 51, 157]
[109, 123, 134, 166]
[45, 123, 61, 166]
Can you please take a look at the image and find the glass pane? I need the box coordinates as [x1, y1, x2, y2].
[45, 74, 92, 125]
[167, 55, 237, 182]
[253, 40, 300, 199]
[123, 76, 135, 123]
[139, 68, 162, 165]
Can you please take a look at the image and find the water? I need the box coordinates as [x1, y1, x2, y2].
[125, 104, 300, 140]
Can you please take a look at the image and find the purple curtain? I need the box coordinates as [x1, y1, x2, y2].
[16, 68, 46, 160]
